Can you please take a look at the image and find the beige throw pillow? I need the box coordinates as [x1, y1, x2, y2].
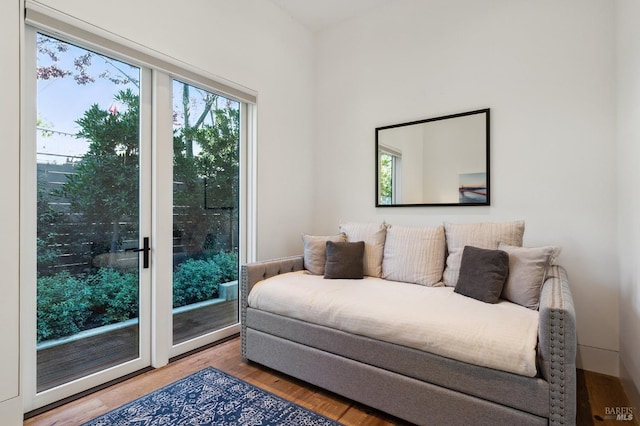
[498, 243, 561, 309]
[382, 225, 446, 286]
[302, 233, 347, 275]
[443, 221, 525, 287]
[339, 222, 387, 277]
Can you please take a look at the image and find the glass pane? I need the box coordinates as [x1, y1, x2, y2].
[36, 33, 141, 392]
[379, 153, 394, 205]
[172, 80, 239, 345]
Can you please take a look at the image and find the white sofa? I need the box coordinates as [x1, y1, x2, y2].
[241, 221, 576, 426]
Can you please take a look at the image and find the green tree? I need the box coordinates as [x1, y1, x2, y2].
[379, 153, 393, 204]
[173, 89, 240, 256]
[58, 89, 140, 263]
[37, 34, 239, 258]
[53, 85, 239, 262]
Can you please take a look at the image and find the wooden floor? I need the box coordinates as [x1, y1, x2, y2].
[25, 336, 638, 426]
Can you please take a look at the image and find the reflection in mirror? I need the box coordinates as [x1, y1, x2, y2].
[376, 108, 490, 207]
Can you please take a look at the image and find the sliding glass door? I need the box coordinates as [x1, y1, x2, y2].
[171, 80, 240, 345]
[23, 22, 249, 411]
[33, 32, 152, 398]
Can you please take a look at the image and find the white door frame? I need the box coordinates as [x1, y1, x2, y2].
[21, 26, 153, 412]
[21, 6, 256, 412]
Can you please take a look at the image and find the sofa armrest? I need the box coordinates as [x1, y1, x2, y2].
[240, 255, 305, 358]
[538, 265, 577, 426]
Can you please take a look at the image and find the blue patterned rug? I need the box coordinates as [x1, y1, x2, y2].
[83, 367, 342, 425]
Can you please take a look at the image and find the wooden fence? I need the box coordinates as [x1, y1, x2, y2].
[37, 161, 238, 276]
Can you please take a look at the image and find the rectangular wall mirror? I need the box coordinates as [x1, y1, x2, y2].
[376, 108, 490, 207]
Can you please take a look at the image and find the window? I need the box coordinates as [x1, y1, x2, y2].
[171, 80, 240, 344]
[35, 33, 144, 393]
[378, 148, 402, 205]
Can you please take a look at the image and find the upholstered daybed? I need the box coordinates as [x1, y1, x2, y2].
[241, 221, 576, 426]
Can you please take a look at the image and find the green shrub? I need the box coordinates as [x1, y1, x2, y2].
[87, 268, 138, 325]
[211, 250, 238, 281]
[173, 259, 221, 307]
[37, 268, 138, 342]
[37, 251, 238, 342]
[173, 251, 238, 308]
[37, 272, 92, 342]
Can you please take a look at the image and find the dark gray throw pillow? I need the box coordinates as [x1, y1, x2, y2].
[324, 241, 365, 279]
[454, 245, 509, 303]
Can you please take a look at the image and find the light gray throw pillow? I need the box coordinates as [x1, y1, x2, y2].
[382, 224, 446, 286]
[339, 222, 387, 277]
[499, 243, 561, 309]
[302, 233, 347, 275]
[443, 221, 525, 287]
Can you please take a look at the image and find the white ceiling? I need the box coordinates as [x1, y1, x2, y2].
[270, 0, 390, 32]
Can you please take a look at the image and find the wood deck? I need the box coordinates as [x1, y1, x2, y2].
[27, 336, 638, 425]
[173, 299, 238, 345]
[37, 300, 238, 392]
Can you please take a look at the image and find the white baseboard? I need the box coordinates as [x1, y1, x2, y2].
[576, 344, 619, 376]
[620, 360, 640, 411]
[0, 396, 22, 426]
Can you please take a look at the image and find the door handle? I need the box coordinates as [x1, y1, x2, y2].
[126, 237, 150, 268]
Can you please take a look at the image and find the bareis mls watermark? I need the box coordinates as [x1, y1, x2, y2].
[604, 406, 634, 421]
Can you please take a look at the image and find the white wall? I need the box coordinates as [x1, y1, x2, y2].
[32, 0, 316, 260]
[314, 0, 619, 375]
[422, 114, 486, 203]
[616, 0, 640, 408]
[0, 0, 23, 422]
[378, 124, 424, 203]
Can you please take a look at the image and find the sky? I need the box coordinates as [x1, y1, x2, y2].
[36, 32, 239, 165]
[37, 33, 140, 164]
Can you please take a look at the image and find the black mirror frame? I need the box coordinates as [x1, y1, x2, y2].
[375, 108, 490, 207]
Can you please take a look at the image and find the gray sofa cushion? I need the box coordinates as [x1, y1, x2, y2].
[246, 308, 549, 418]
[247, 328, 547, 426]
